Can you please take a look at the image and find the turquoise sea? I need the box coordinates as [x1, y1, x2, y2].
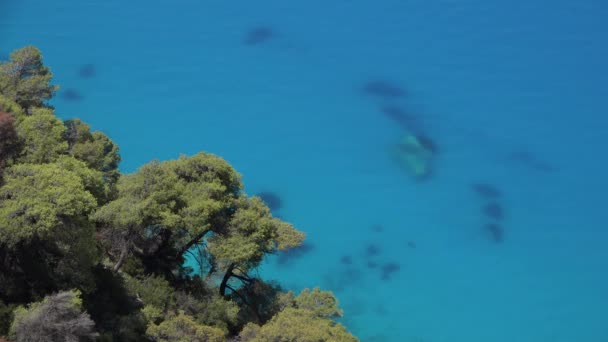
[2, 1, 608, 341]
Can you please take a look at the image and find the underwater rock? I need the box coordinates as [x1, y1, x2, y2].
[483, 223, 503, 243]
[407, 241, 416, 249]
[78, 64, 96, 78]
[482, 202, 504, 220]
[362, 80, 406, 98]
[256, 191, 282, 212]
[391, 134, 435, 180]
[471, 183, 501, 199]
[371, 224, 384, 233]
[61, 89, 84, 101]
[380, 105, 423, 132]
[322, 267, 362, 292]
[365, 243, 381, 257]
[367, 261, 378, 269]
[340, 255, 353, 265]
[415, 133, 439, 154]
[374, 304, 388, 316]
[380, 262, 400, 280]
[507, 149, 557, 173]
[276, 242, 314, 265]
[243, 26, 275, 46]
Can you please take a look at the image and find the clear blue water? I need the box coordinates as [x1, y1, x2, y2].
[2, 1, 608, 340]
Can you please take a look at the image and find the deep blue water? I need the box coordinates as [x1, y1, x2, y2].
[2, 1, 608, 340]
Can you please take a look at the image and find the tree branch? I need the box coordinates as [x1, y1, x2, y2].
[175, 229, 210, 260]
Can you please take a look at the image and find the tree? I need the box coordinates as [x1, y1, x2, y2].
[0, 111, 19, 170]
[64, 119, 121, 189]
[208, 196, 304, 299]
[0, 300, 16, 336]
[94, 152, 246, 274]
[0, 162, 99, 298]
[146, 313, 224, 342]
[14, 107, 67, 164]
[0, 162, 96, 246]
[294, 287, 343, 319]
[0, 95, 26, 121]
[0, 45, 361, 342]
[240, 308, 357, 342]
[0, 46, 58, 111]
[9, 290, 98, 342]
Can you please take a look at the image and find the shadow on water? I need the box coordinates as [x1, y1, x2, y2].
[256, 191, 282, 212]
[276, 242, 314, 266]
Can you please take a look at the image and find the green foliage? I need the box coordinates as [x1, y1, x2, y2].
[0, 45, 359, 342]
[124, 275, 175, 315]
[146, 314, 225, 342]
[9, 290, 98, 342]
[93, 152, 247, 275]
[295, 287, 343, 319]
[0, 162, 96, 246]
[231, 279, 289, 326]
[81, 266, 148, 342]
[208, 196, 305, 269]
[0, 46, 58, 110]
[240, 307, 358, 342]
[64, 119, 121, 188]
[0, 301, 16, 336]
[15, 107, 67, 163]
[238, 323, 260, 341]
[0, 111, 19, 169]
[174, 292, 239, 333]
[94, 160, 183, 231]
[0, 95, 26, 121]
[55, 155, 108, 203]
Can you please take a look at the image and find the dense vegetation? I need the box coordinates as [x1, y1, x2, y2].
[0, 46, 358, 341]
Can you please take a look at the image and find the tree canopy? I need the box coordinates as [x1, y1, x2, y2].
[0, 46, 57, 111]
[0, 46, 358, 341]
[9, 290, 98, 342]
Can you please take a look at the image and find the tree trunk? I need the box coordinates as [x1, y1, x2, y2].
[113, 245, 129, 272]
[219, 263, 236, 297]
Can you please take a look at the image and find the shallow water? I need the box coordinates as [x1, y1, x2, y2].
[2, 0, 608, 340]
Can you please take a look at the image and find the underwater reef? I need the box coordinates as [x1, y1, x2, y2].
[77, 64, 96, 78]
[471, 182, 508, 243]
[362, 79, 407, 99]
[243, 26, 275, 46]
[390, 133, 436, 180]
[61, 88, 84, 101]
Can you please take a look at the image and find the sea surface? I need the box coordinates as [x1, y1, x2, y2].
[2, 1, 608, 341]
